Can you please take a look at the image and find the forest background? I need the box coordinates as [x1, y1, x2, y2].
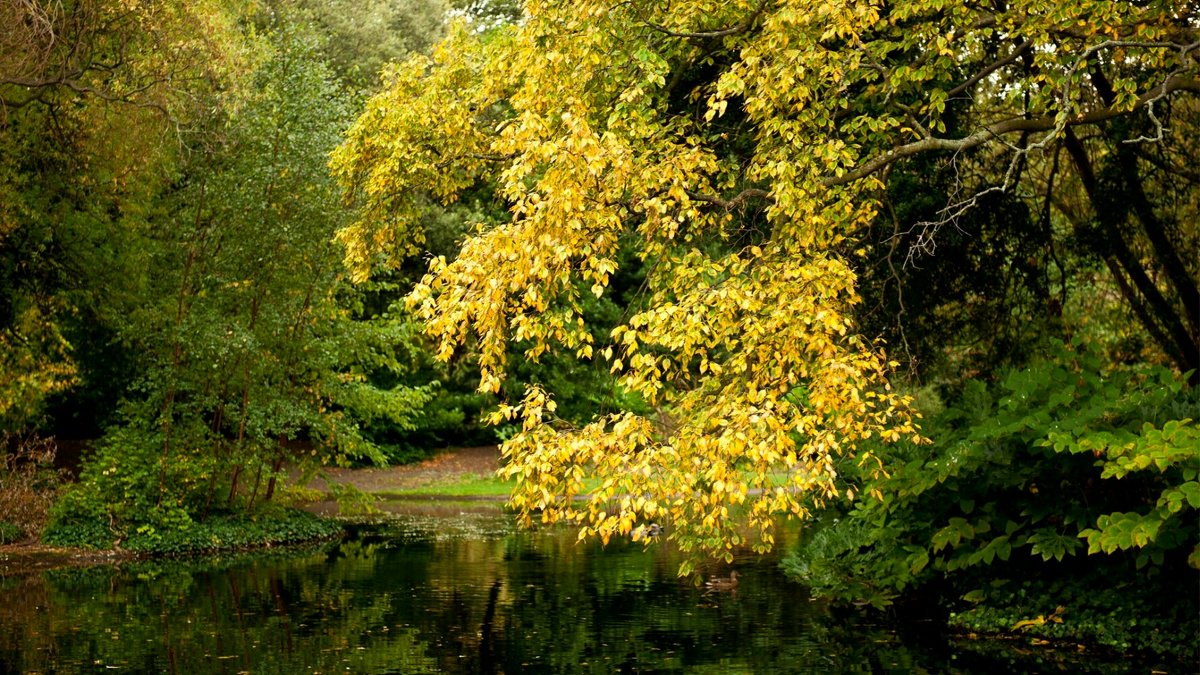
[0, 0, 1196, 659]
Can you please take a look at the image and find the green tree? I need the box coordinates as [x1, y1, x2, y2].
[275, 0, 449, 91]
[0, 0, 258, 430]
[49, 23, 430, 538]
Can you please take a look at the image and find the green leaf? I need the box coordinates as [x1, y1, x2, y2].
[1179, 482, 1200, 509]
[961, 589, 986, 603]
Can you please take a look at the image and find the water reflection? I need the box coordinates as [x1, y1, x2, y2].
[0, 509, 1150, 673]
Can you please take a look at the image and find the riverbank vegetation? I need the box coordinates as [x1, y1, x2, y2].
[1, 0, 1196, 661]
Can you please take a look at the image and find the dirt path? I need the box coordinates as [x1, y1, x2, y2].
[314, 445, 502, 493]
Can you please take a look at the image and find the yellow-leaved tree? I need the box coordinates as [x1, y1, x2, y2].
[332, 0, 1195, 567]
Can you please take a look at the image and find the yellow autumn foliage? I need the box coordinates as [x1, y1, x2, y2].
[332, 0, 1192, 561]
[0, 306, 77, 429]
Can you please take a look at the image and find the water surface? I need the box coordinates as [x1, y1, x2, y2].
[0, 507, 1145, 673]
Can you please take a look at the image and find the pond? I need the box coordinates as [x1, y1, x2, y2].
[0, 504, 1144, 673]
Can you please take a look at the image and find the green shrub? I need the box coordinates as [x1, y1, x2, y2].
[785, 339, 1199, 657]
[41, 518, 111, 549]
[0, 434, 65, 540]
[122, 508, 342, 555]
[44, 507, 342, 554]
[0, 521, 22, 544]
[45, 422, 210, 543]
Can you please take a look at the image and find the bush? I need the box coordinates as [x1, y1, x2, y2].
[122, 508, 343, 555]
[0, 434, 65, 541]
[784, 340, 1199, 656]
[41, 518, 111, 549]
[0, 521, 22, 544]
[43, 506, 342, 554]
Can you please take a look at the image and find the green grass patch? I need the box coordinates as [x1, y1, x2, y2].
[375, 473, 515, 499]
[374, 473, 607, 499]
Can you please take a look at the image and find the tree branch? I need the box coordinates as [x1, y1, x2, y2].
[823, 74, 1200, 188]
[945, 39, 1032, 99]
[686, 188, 770, 210]
[644, 0, 771, 40]
[1063, 128, 1199, 378]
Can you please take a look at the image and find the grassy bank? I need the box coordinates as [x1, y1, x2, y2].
[369, 473, 611, 500]
[41, 507, 343, 556]
[372, 472, 514, 499]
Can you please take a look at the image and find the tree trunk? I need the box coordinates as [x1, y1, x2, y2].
[1063, 130, 1199, 381]
[157, 179, 209, 506]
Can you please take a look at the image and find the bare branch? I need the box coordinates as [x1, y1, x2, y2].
[1119, 41, 1199, 144]
[823, 74, 1200, 188]
[644, 0, 771, 40]
[945, 38, 1032, 99]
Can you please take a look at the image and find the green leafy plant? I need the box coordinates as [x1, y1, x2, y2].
[120, 508, 342, 555]
[0, 521, 21, 544]
[44, 505, 341, 554]
[1046, 419, 1199, 566]
[948, 574, 1198, 660]
[786, 340, 1198, 630]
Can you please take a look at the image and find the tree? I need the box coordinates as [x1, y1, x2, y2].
[276, 0, 448, 91]
[334, 0, 1196, 563]
[44, 22, 435, 540]
[0, 0, 258, 430]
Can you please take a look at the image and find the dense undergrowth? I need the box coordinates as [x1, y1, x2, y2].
[946, 572, 1197, 659]
[1, 433, 344, 556]
[0, 435, 65, 544]
[42, 506, 342, 555]
[784, 340, 1199, 660]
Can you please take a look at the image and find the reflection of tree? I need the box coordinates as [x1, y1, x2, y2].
[0, 525, 1157, 673]
[0, 547, 439, 674]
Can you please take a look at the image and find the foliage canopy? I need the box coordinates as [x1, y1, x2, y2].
[2, 4, 448, 540]
[334, 0, 1196, 561]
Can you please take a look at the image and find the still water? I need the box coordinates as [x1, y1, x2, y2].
[0, 505, 1136, 673]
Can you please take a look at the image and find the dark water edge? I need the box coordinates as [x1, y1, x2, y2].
[0, 508, 1184, 674]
